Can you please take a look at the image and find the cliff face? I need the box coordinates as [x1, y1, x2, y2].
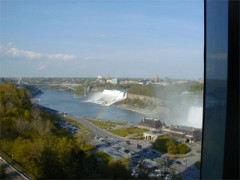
[116, 93, 169, 119]
[127, 93, 164, 105]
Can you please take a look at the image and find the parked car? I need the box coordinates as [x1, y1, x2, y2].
[137, 144, 142, 149]
[126, 140, 131, 145]
[175, 161, 182, 164]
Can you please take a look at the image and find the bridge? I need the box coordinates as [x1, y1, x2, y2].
[31, 83, 81, 92]
[17, 78, 92, 96]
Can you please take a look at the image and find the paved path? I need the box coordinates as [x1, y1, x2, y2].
[0, 157, 29, 180]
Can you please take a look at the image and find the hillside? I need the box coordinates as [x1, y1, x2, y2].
[0, 83, 130, 179]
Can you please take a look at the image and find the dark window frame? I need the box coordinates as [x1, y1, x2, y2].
[201, 0, 239, 179]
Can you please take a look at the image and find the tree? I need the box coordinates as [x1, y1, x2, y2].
[76, 132, 91, 151]
[152, 138, 168, 153]
[0, 164, 7, 179]
[0, 82, 131, 179]
[177, 144, 190, 154]
[108, 159, 131, 179]
[166, 139, 178, 154]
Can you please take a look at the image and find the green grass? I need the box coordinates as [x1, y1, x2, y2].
[109, 127, 148, 137]
[84, 118, 126, 130]
[158, 134, 170, 139]
[168, 153, 195, 159]
[63, 116, 91, 132]
[84, 144, 97, 151]
[61, 117, 98, 152]
[95, 151, 113, 162]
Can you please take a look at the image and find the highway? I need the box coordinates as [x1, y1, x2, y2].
[67, 114, 159, 157]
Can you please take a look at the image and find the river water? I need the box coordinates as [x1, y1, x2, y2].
[36, 89, 203, 128]
[36, 89, 143, 123]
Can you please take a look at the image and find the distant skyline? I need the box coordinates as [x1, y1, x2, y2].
[0, 0, 203, 79]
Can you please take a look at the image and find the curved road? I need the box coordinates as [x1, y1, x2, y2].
[67, 115, 152, 154]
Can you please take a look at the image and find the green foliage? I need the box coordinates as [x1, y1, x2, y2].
[118, 98, 146, 108]
[128, 84, 156, 97]
[153, 135, 191, 154]
[84, 118, 125, 130]
[0, 164, 7, 179]
[94, 83, 130, 91]
[74, 85, 84, 96]
[63, 116, 91, 133]
[109, 127, 148, 137]
[190, 82, 203, 92]
[152, 136, 169, 153]
[177, 143, 190, 154]
[0, 83, 130, 179]
[166, 139, 178, 154]
[95, 151, 113, 162]
[108, 159, 131, 179]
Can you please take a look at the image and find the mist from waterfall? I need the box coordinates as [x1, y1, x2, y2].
[187, 106, 203, 128]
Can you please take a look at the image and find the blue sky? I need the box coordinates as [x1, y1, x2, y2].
[0, 0, 203, 79]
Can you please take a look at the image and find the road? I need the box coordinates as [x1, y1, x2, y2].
[68, 115, 159, 158]
[68, 115, 126, 141]
[68, 114, 201, 179]
[0, 157, 29, 180]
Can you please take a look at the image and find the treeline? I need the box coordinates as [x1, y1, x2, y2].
[0, 83, 130, 179]
[116, 98, 147, 108]
[128, 84, 156, 97]
[77, 82, 197, 99]
[190, 82, 204, 92]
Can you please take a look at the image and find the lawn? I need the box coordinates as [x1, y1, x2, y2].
[95, 151, 113, 162]
[109, 127, 148, 137]
[84, 118, 126, 130]
[63, 116, 91, 132]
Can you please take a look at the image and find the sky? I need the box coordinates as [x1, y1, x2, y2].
[0, 0, 204, 79]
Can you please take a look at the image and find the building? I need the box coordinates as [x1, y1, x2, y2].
[152, 75, 159, 83]
[106, 78, 119, 84]
[111, 78, 119, 85]
[163, 125, 202, 142]
[137, 117, 165, 130]
[143, 131, 168, 141]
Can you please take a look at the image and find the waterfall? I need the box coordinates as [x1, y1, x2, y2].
[187, 106, 203, 128]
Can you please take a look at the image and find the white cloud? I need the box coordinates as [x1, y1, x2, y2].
[47, 54, 75, 60]
[7, 47, 43, 59]
[0, 44, 76, 60]
[84, 56, 96, 60]
[37, 63, 47, 70]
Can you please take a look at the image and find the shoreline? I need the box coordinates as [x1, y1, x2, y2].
[114, 104, 169, 119]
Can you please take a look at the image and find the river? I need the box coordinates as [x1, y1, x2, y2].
[35, 89, 143, 123]
[36, 89, 203, 128]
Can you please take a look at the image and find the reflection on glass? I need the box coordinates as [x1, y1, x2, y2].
[201, 0, 228, 179]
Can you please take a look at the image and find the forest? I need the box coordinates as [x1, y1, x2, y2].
[0, 82, 130, 179]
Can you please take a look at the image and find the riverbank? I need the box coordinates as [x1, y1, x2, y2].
[114, 103, 169, 119]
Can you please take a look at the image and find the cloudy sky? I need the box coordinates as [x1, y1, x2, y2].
[0, 0, 203, 79]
